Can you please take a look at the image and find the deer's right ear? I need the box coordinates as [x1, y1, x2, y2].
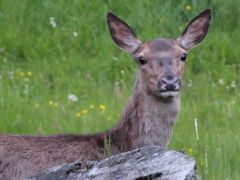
[107, 13, 142, 54]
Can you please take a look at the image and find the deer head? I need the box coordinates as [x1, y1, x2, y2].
[107, 9, 211, 99]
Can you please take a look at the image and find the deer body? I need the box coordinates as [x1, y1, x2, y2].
[0, 10, 211, 179]
[0, 74, 180, 179]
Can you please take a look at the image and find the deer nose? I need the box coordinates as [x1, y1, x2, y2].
[160, 75, 180, 91]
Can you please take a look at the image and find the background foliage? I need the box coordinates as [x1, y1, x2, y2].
[0, 0, 239, 179]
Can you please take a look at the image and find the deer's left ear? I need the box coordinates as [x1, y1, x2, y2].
[177, 9, 212, 50]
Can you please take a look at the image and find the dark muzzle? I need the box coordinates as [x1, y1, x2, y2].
[158, 75, 181, 91]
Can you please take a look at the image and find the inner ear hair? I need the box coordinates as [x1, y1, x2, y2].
[107, 12, 142, 54]
[178, 9, 212, 50]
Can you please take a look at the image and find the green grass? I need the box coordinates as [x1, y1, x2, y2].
[0, 0, 240, 179]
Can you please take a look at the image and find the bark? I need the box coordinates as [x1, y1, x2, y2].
[27, 146, 197, 180]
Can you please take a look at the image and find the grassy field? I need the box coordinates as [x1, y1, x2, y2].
[0, 0, 240, 179]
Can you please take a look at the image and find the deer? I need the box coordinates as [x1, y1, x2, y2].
[0, 9, 211, 179]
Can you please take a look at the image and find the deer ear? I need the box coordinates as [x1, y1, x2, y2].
[177, 9, 212, 50]
[107, 13, 142, 54]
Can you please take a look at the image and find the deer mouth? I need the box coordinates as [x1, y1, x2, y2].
[160, 90, 179, 97]
[157, 90, 180, 98]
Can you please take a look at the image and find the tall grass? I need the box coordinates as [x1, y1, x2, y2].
[0, 0, 239, 179]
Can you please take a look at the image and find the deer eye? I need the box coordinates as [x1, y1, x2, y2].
[180, 54, 187, 62]
[138, 56, 147, 65]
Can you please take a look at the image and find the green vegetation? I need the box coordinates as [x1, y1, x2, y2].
[0, 0, 239, 179]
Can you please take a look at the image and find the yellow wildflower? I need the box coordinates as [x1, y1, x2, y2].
[188, 147, 193, 155]
[99, 104, 106, 111]
[82, 109, 88, 114]
[186, 5, 192, 11]
[19, 72, 25, 77]
[107, 117, 112, 121]
[75, 112, 81, 118]
[27, 71, 32, 77]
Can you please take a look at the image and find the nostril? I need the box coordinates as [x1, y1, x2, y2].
[175, 78, 180, 84]
[172, 78, 180, 86]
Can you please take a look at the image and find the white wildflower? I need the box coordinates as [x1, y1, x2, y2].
[218, 79, 224, 85]
[68, 94, 78, 102]
[8, 71, 14, 80]
[73, 32, 78, 37]
[230, 80, 236, 89]
[49, 17, 57, 28]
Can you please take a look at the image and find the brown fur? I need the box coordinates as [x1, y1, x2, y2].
[0, 9, 211, 179]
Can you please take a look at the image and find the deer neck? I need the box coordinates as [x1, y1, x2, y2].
[111, 74, 180, 151]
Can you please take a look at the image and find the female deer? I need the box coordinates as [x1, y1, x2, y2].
[0, 9, 211, 179]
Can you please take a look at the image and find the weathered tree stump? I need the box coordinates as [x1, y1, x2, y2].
[27, 146, 197, 180]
